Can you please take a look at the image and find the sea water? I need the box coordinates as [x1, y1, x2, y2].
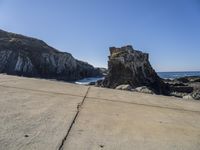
[75, 77, 104, 85]
[157, 71, 200, 79]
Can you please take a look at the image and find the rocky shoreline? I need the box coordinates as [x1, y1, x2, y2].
[0, 29, 103, 81]
[112, 76, 200, 100]
[164, 76, 200, 100]
[0, 29, 199, 100]
[97, 45, 170, 95]
[95, 75, 200, 100]
[96, 45, 200, 100]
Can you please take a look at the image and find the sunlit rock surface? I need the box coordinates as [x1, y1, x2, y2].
[0, 29, 102, 81]
[100, 45, 169, 95]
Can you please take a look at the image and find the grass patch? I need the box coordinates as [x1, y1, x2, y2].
[111, 50, 128, 58]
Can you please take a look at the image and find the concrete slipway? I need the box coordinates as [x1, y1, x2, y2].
[0, 74, 200, 150]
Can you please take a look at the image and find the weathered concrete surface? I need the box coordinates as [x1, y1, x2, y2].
[0, 74, 88, 96]
[63, 98, 200, 150]
[0, 75, 200, 150]
[0, 74, 88, 150]
[87, 87, 200, 112]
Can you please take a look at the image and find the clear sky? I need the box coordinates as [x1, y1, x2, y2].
[0, 0, 200, 71]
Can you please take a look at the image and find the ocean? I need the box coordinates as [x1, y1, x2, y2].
[75, 77, 104, 85]
[157, 71, 200, 79]
[75, 71, 200, 85]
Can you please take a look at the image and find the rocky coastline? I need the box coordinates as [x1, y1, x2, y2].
[0, 29, 103, 81]
[164, 76, 200, 100]
[0, 29, 199, 100]
[97, 45, 200, 100]
[97, 45, 170, 95]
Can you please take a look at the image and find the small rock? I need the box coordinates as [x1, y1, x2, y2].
[135, 86, 154, 94]
[115, 84, 132, 91]
[88, 82, 95, 85]
[170, 92, 188, 98]
[183, 94, 194, 100]
[95, 79, 103, 87]
[191, 91, 200, 100]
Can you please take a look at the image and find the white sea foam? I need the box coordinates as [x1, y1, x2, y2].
[75, 77, 104, 85]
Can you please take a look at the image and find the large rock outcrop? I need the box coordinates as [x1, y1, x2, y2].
[100, 45, 169, 95]
[0, 29, 102, 81]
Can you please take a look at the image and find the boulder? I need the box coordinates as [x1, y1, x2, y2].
[182, 91, 200, 100]
[100, 45, 169, 95]
[0, 29, 102, 81]
[135, 86, 154, 94]
[183, 94, 194, 100]
[176, 76, 200, 83]
[191, 91, 200, 100]
[170, 92, 188, 98]
[115, 84, 132, 91]
[170, 86, 194, 93]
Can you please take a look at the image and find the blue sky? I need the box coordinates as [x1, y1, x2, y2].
[0, 0, 200, 71]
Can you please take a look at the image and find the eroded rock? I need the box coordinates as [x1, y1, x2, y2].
[115, 84, 132, 91]
[100, 45, 169, 95]
[191, 91, 200, 100]
[183, 94, 194, 100]
[135, 86, 154, 94]
[0, 29, 102, 81]
[170, 86, 194, 93]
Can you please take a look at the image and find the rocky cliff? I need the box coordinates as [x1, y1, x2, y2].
[100, 45, 169, 95]
[0, 29, 102, 81]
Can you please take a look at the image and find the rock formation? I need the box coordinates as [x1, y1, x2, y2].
[164, 76, 200, 100]
[100, 45, 169, 95]
[115, 84, 132, 91]
[0, 29, 102, 81]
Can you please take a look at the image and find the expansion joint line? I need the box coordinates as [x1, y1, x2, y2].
[58, 87, 90, 150]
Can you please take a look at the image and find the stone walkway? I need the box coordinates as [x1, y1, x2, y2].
[0, 75, 200, 150]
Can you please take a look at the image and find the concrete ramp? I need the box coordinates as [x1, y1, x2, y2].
[0, 75, 200, 150]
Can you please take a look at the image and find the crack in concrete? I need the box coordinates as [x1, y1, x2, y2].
[1, 83, 199, 113]
[58, 87, 90, 150]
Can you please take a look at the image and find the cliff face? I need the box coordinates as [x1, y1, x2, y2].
[0, 29, 101, 81]
[101, 45, 169, 95]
